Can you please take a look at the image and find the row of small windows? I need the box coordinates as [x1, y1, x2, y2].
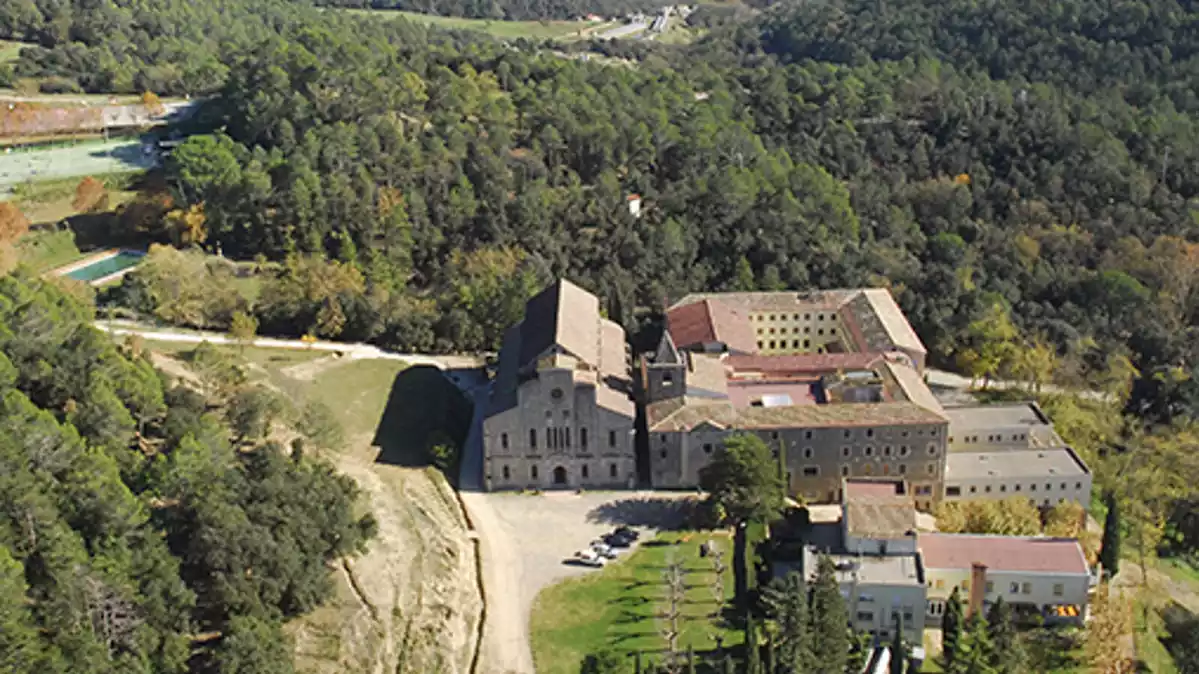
[946, 481, 1084, 496]
[838, 463, 936, 477]
[752, 313, 830, 322]
[854, 609, 915, 626]
[692, 441, 934, 458]
[759, 339, 815, 350]
[841, 444, 937, 458]
[499, 464, 620, 480]
[757, 326, 836, 336]
[847, 428, 938, 438]
[928, 579, 1065, 597]
[955, 433, 1027, 444]
[500, 429, 616, 449]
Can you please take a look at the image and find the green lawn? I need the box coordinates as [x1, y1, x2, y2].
[16, 229, 83, 273]
[340, 8, 606, 40]
[530, 530, 739, 674]
[11, 171, 140, 226]
[139, 339, 472, 464]
[1160, 557, 1199, 587]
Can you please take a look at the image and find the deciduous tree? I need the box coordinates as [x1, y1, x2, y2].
[700, 434, 785, 605]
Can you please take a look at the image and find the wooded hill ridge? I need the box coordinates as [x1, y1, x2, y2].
[3, 0, 1198, 420]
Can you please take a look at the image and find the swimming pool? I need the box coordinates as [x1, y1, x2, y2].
[64, 250, 145, 283]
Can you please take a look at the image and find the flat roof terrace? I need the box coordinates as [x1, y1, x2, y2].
[945, 447, 1089, 481]
[943, 403, 1050, 430]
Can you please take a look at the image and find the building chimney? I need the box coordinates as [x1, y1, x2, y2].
[968, 563, 987, 617]
[627, 194, 642, 218]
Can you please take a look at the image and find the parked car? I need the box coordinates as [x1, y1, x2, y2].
[590, 541, 619, 559]
[614, 526, 640, 540]
[604, 532, 633, 548]
[573, 550, 606, 567]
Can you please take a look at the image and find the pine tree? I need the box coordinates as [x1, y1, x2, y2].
[1100, 492, 1122, 578]
[747, 614, 763, 674]
[808, 556, 849, 674]
[942, 586, 965, 668]
[985, 597, 1022, 674]
[890, 614, 906, 674]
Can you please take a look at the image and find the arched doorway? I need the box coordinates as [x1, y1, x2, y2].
[552, 466, 568, 486]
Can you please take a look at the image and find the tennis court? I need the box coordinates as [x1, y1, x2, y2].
[0, 139, 158, 197]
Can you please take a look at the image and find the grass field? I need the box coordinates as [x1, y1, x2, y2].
[341, 8, 610, 40]
[530, 530, 739, 674]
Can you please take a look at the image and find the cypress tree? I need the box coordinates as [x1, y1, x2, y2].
[766, 636, 776, 674]
[890, 614, 906, 674]
[761, 571, 813, 673]
[808, 556, 849, 674]
[942, 586, 965, 668]
[948, 611, 996, 674]
[746, 614, 763, 674]
[1100, 492, 1122, 578]
[687, 645, 696, 674]
[723, 654, 735, 674]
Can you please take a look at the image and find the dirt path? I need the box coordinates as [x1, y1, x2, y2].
[460, 490, 534, 674]
[289, 438, 483, 674]
[141, 338, 485, 674]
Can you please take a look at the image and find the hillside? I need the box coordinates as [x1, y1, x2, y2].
[0, 273, 375, 673]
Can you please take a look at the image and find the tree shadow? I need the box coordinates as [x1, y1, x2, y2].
[372, 365, 473, 475]
[586, 496, 702, 529]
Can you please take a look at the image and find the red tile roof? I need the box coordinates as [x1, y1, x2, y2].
[726, 352, 884, 375]
[666, 300, 757, 354]
[919, 534, 1088, 575]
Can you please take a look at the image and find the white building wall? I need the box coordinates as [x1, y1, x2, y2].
[923, 567, 1089, 625]
[845, 581, 926, 644]
[943, 474, 1092, 509]
[948, 424, 1036, 450]
[845, 534, 918, 556]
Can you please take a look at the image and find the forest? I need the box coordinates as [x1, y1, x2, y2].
[0, 0, 1198, 669]
[4, 0, 1198, 420]
[0, 274, 376, 673]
